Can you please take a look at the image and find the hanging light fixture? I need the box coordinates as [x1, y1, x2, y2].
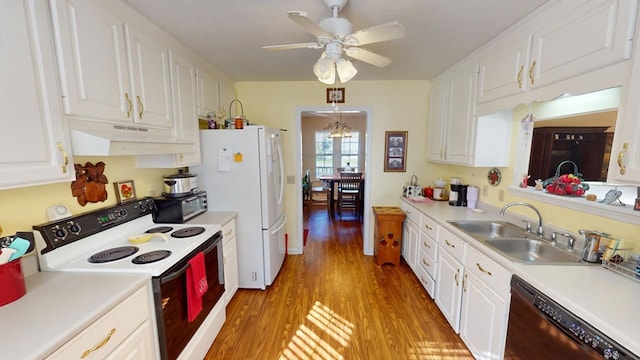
[324, 113, 352, 138]
[313, 42, 357, 84]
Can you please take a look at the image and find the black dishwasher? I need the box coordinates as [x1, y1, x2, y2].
[505, 275, 638, 359]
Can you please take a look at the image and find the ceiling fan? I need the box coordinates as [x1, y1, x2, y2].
[262, 0, 407, 84]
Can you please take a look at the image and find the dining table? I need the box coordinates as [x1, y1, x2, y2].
[318, 173, 365, 219]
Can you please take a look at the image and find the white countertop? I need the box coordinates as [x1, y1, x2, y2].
[0, 271, 150, 359]
[400, 197, 640, 356]
[186, 211, 237, 226]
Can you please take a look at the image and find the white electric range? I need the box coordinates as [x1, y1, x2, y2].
[33, 197, 226, 360]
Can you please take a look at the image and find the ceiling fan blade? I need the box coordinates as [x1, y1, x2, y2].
[288, 11, 331, 38]
[345, 47, 392, 67]
[348, 21, 407, 46]
[262, 42, 320, 51]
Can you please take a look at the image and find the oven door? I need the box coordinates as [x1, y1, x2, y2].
[153, 231, 224, 360]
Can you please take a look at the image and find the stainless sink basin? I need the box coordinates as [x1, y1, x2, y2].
[447, 220, 585, 265]
[485, 238, 583, 264]
[447, 220, 530, 241]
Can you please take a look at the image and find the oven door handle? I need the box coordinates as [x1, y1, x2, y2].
[160, 239, 219, 284]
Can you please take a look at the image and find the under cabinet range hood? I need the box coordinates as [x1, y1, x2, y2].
[68, 120, 193, 156]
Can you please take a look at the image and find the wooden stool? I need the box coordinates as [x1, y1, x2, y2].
[372, 206, 405, 266]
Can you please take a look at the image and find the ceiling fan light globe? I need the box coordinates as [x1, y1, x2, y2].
[336, 59, 357, 83]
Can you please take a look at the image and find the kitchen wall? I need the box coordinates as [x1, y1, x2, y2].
[0, 156, 172, 237]
[235, 80, 452, 254]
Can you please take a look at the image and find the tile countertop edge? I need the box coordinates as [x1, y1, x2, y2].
[399, 197, 640, 356]
[0, 271, 150, 360]
[186, 211, 238, 226]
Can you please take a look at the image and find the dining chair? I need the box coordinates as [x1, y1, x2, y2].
[337, 172, 362, 220]
[308, 172, 330, 213]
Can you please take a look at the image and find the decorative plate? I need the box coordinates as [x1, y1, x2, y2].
[487, 168, 501, 186]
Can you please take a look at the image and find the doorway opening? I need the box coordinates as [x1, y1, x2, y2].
[296, 106, 372, 255]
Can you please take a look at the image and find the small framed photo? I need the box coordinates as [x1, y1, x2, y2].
[384, 131, 408, 172]
[326, 88, 345, 103]
[114, 180, 137, 203]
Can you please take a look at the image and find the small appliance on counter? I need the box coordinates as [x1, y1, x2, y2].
[433, 178, 447, 200]
[163, 169, 198, 197]
[449, 178, 469, 206]
[153, 190, 207, 224]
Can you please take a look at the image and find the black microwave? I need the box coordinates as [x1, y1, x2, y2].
[153, 191, 207, 223]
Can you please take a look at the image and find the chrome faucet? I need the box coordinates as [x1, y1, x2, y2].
[500, 202, 544, 237]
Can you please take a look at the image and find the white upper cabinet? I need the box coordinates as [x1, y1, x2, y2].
[50, 0, 172, 128]
[609, 13, 640, 184]
[126, 27, 173, 128]
[0, 0, 73, 190]
[196, 68, 221, 118]
[427, 61, 512, 167]
[478, 0, 637, 107]
[219, 82, 237, 113]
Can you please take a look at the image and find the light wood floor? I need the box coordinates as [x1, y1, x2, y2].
[205, 205, 473, 359]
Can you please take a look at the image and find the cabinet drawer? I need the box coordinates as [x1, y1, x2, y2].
[438, 227, 466, 262]
[221, 219, 236, 244]
[465, 246, 511, 296]
[399, 201, 420, 224]
[419, 230, 438, 260]
[420, 213, 438, 239]
[419, 248, 437, 279]
[46, 286, 150, 360]
[416, 265, 436, 299]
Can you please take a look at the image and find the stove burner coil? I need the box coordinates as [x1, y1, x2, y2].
[88, 246, 139, 263]
[132, 250, 172, 264]
[171, 227, 205, 238]
[146, 226, 173, 234]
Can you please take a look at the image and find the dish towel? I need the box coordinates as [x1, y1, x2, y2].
[186, 252, 208, 322]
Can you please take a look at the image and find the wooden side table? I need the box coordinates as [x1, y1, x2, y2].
[372, 206, 406, 266]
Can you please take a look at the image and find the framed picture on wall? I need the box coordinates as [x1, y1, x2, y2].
[326, 88, 345, 103]
[384, 131, 407, 172]
[114, 180, 137, 203]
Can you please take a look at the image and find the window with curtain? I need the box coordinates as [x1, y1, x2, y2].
[340, 132, 360, 171]
[315, 131, 333, 176]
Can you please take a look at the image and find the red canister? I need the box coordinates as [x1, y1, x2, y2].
[0, 258, 26, 306]
[423, 186, 434, 198]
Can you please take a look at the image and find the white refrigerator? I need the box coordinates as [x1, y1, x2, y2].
[194, 125, 286, 290]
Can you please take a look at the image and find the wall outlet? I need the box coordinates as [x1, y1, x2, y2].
[252, 272, 257, 281]
[482, 185, 488, 197]
[498, 189, 505, 202]
[287, 175, 296, 184]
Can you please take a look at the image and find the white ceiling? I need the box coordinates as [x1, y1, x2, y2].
[125, 0, 549, 82]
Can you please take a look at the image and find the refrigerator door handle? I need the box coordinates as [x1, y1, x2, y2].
[271, 214, 287, 235]
[276, 143, 284, 206]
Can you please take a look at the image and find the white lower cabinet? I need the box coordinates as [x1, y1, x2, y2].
[435, 247, 465, 332]
[459, 246, 511, 360]
[46, 285, 156, 360]
[222, 218, 239, 305]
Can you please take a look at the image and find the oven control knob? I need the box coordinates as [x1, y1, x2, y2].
[118, 209, 127, 217]
[139, 202, 146, 211]
[53, 226, 67, 239]
[68, 222, 81, 235]
[611, 349, 620, 359]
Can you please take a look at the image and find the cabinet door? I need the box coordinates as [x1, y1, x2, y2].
[223, 236, 239, 305]
[529, 0, 636, 90]
[477, 35, 532, 103]
[196, 68, 220, 118]
[0, 0, 73, 190]
[444, 64, 478, 165]
[426, 78, 447, 161]
[402, 220, 419, 272]
[50, 0, 131, 122]
[104, 321, 155, 360]
[126, 26, 173, 128]
[171, 53, 200, 166]
[459, 271, 508, 360]
[435, 249, 464, 333]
